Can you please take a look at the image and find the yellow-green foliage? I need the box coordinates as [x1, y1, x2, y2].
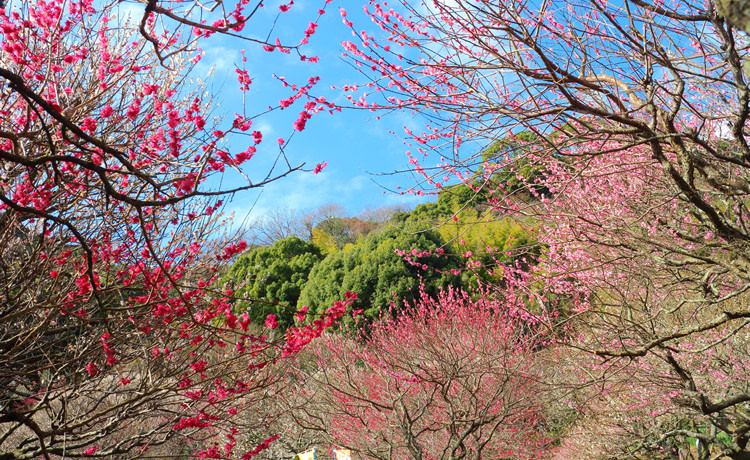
[438, 208, 536, 262]
[311, 227, 338, 255]
[298, 224, 463, 328]
[310, 217, 377, 254]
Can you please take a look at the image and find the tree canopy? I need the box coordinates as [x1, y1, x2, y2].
[298, 287, 550, 459]
[222, 236, 324, 330]
[298, 224, 462, 327]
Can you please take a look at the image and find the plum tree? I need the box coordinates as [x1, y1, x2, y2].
[296, 288, 551, 460]
[343, 0, 750, 456]
[0, 0, 343, 457]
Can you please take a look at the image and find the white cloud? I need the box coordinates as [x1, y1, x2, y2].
[253, 119, 275, 137]
[194, 45, 239, 81]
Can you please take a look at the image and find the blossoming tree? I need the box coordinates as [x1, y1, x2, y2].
[296, 288, 551, 460]
[342, 0, 750, 456]
[0, 0, 345, 457]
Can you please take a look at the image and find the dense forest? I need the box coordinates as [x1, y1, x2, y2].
[222, 162, 541, 331]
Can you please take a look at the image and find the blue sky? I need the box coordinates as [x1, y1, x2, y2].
[180, 0, 436, 225]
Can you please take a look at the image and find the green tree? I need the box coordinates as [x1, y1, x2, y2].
[397, 181, 542, 283]
[223, 236, 324, 329]
[298, 225, 461, 327]
[404, 135, 552, 227]
[437, 183, 488, 212]
[311, 226, 339, 254]
[437, 210, 542, 273]
[482, 132, 555, 199]
[313, 216, 376, 251]
[403, 184, 484, 223]
[399, 200, 452, 222]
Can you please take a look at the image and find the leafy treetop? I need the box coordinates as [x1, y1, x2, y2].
[298, 224, 462, 327]
[222, 236, 324, 330]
